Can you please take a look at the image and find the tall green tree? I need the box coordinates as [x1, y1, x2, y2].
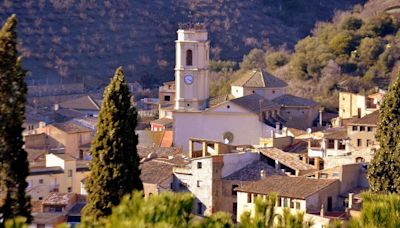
[82, 67, 143, 225]
[347, 192, 400, 228]
[368, 73, 400, 193]
[0, 14, 32, 225]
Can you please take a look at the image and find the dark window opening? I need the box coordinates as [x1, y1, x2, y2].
[232, 184, 238, 196]
[197, 162, 202, 169]
[352, 126, 358, 131]
[186, 49, 193, 66]
[164, 96, 171, 101]
[367, 127, 373, 132]
[327, 140, 335, 149]
[357, 139, 362, 147]
[360, 126, 365, 131]
[197, 202, 202, 214]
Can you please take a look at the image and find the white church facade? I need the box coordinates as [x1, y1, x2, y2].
[157, 24, 320, 152]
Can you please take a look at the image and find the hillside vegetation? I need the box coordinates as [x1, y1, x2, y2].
[0, 0, 364, 89]
[210, 3, 400, 109]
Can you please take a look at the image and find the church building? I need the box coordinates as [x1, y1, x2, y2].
[157, 24, 319, 152]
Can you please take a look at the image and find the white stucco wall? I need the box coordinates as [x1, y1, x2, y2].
[173, 106, 275, 152]
[174, 157, 214, 215]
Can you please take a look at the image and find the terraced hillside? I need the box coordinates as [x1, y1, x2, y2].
[0, 0, 364, 88]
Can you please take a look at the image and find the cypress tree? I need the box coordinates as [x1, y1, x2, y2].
[368, 73, 400, 193]
[0, 15, 32, 224]
[82, 67, 143, 224]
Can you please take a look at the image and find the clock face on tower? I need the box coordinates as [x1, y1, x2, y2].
[184, 75, 193, 85]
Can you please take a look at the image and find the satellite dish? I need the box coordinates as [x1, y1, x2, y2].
[306, 128, 312, 134]
[223, 132, 234, 144]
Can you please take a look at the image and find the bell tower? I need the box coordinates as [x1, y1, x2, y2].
[174, 23, 210, 111]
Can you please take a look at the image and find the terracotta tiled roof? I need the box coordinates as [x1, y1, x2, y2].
[52, 122, 92, 134]
[273, 94, 318, 107]
[137, 146, 182, 159]
[140, 157, 189, 188]
[230, 93, 280, 114]
[223, 160, 284, 181]
[347, 111, 379, 126]
[323, 127, 348, 140]
[286, 128, 307, 137]
[232, 70, 288, 88]
[30, 166, 64, 175]
[236, 176, 338, 199]
[59, 95, 100, 111]
[259, 148, 316, 172]
[282, 141, 308, 154]
[150, 118, 174, 126]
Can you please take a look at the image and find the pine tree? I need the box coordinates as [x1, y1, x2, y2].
[368, 73, 400, 193]
[0, 15, 32, 224]
[82, 67, 143, 225]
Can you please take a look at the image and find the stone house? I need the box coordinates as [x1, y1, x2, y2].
[236, 176, 340, 227]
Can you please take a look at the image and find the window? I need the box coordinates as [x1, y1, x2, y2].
[232, 184, 238, 196]
[352, 126, 358, 131]
[360, 126, 365, 131]
[272, 90, 275, 94]
[186, 49, 193, 66]
[290, 199, 294, 208]
[67, 187, 72, 193]
[252, 90, 255, 93]
[55, 207, 62, 212]
[366, 139, 371, 147]
[197, 202, 202, 214]
[277, 197, 282, 207]
[367, 127, 373, 132]
[296, 202, 301, 209]
[327, 139, 335, 149]
[39, 179, 44, 184]
[197, 162, 202, 169]
[37, 224, 45, 228]
[164, 95, 171, 101]
[38, 197, 43, 200]
[68, 169, 73, 177]
[283, 198, 288, 208]
[187, 104, 190, 107]
[197, 180, 201, 187]
[79, 150, 84, 160]
[357, 139, 362, 147]
[338, 140, 345, 150]
[247, 193, 252, 203]
[227, 105, 230, 109]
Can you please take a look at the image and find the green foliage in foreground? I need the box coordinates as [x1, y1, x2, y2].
[80, 191, 233, 228]
[368, 74, 400, 193]
[240, 194, 312, 228]
[347, 192, 400, 228]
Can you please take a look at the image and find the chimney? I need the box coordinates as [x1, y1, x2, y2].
[348, 193, 354, 209]
[260, 169, 265, 179]
[320, 204, 325, 217]
[54, 103, 59, 111]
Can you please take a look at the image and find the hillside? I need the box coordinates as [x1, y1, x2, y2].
[0, 0, 364, 89]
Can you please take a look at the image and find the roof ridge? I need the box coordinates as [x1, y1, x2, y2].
[242, 70, 258, 86]
[87, 95, 100, 110]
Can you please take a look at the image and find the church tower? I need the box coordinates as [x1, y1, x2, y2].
[174, 23, 210, 111]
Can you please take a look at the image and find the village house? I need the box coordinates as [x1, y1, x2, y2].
[32, 121, 94, 159]
[235, 176, 341, 227]
[55, 95, 101, 120]
[27, 153, 89, 201]
[333, 90, 385, 127]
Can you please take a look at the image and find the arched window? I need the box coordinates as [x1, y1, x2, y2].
[186, 49, 193, 66]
